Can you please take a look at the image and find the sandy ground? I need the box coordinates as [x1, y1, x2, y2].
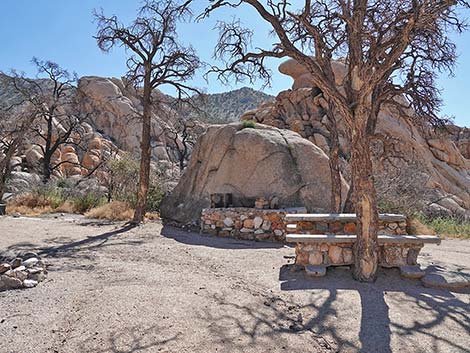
[0, 215, 469, 353]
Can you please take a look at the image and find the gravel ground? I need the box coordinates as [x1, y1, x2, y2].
[0, 215, 469, 353]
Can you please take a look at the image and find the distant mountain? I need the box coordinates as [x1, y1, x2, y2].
[194, 87, 274, 123]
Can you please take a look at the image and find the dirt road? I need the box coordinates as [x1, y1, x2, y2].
[0, 216, 468, 353]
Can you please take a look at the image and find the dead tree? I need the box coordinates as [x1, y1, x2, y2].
[201, 0, 469, 281]
[6, 59, 90, 183]
[0, 104, 36, 201]
[95, 0, 202, 224]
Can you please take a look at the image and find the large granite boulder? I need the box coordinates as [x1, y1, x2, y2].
[160, 122, 348, 225]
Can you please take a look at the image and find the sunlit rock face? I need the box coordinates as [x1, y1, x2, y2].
[160, 122, 349, 225]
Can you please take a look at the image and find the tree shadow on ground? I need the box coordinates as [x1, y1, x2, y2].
[76, 323, 181, 353]
[198, 292, 334, 352]
[161, 225, 284, 250]
[278, 265, 470, 353]
[0, 223, 140, 264]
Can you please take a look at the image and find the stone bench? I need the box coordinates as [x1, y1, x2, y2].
[285, 213, 441, 277]
[286, 233, 441, 277]
[285, 213, 408, 235]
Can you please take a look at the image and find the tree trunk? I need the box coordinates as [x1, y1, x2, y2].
[0, 145, 16, 201]
[133, 69, 152, 224]
[328, 124, 342, 213]
[351, 124, 379, 282]
[343, 179, 355, 212]
[42, 153, 52, 183]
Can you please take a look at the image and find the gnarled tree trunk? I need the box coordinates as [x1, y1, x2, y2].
[328, 119, 342, 213]
[133, 68, 152, 224]
[351, 122, 379, 282]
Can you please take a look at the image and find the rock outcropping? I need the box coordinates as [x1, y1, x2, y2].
[241, 59, 470, 218]
[160, 122, 348, 225]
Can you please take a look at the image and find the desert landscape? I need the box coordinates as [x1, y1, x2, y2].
[1, 1, 469, 353]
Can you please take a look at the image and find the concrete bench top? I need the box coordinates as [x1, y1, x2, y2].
[285, 213, 406, 222]
[286, 234, 441, 245]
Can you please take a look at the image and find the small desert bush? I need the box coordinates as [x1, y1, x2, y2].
[241, 120, 256, 129]
[72, 192, 106, 213]
[408, 214, 470, 239]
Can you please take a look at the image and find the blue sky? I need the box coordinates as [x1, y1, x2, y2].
[1, 0, 469, 127]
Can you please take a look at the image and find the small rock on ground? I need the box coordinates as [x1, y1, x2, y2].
[400, 265, 425, 279]
[421, 269, 470, 290]
[305, 265, 327, 277]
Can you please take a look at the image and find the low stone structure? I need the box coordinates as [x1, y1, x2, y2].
[285, 213, 441, 276]
[0, 252, 47, 292]
[291, 236, 434, 268]
[201, 207, 306, 242]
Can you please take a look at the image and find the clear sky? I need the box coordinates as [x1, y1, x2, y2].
[1, 0, 469, 127]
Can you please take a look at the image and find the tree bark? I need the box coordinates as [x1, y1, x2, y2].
[133, 68, 152, 224]
[0, 144, 17, 201]
[328, 121, 342, 213]
[343, 178, 355, 212]
[351, 122, 379, 282]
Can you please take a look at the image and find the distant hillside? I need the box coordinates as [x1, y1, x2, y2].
[194, 87, 274, 123]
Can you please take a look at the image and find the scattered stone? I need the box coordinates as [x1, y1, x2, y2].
[0, 263, 11, 274]
[305, 265, 327, 277]
[23, 279, 38, 288]
[22, 252, 39, 261]
[0, 276, 23, 291]
[0, 252, 47, 292]
[274, 229, 283, 237]
[421, 270, 470, 290]
[8, 267, 28, 281]
[400, 265, 425, 279]
[23, 258, 39, 268]
[10, 258, 22, 269]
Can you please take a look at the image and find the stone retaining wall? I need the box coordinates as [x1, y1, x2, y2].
[295, 242, 422, 268]
[201, 207, 306, 242]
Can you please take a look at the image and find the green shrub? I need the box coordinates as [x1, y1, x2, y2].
[419, 215, 470, 239]
[146, 184, 165, 212]
[241, 120, 256, 129]
[72, 192, 106, 213]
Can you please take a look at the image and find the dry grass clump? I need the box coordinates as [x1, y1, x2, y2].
[7, 188, 106, 216]
[408, 217, 435, 235]
[7, 192, 56, 216]
[85, 201, 160, 222]
[85, 201, 134, 221]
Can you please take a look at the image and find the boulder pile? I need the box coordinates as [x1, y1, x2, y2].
[0, 253, 47, 292]
[241, 59, 470, 218]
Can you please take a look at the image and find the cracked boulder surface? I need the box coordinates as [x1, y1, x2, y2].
[160, 122, 348, 225]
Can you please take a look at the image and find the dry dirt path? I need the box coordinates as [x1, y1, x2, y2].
[0, 216, 468, 353]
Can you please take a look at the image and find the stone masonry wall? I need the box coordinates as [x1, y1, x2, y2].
[201, 207, 306, 242]
[295, 242, 423, 268]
